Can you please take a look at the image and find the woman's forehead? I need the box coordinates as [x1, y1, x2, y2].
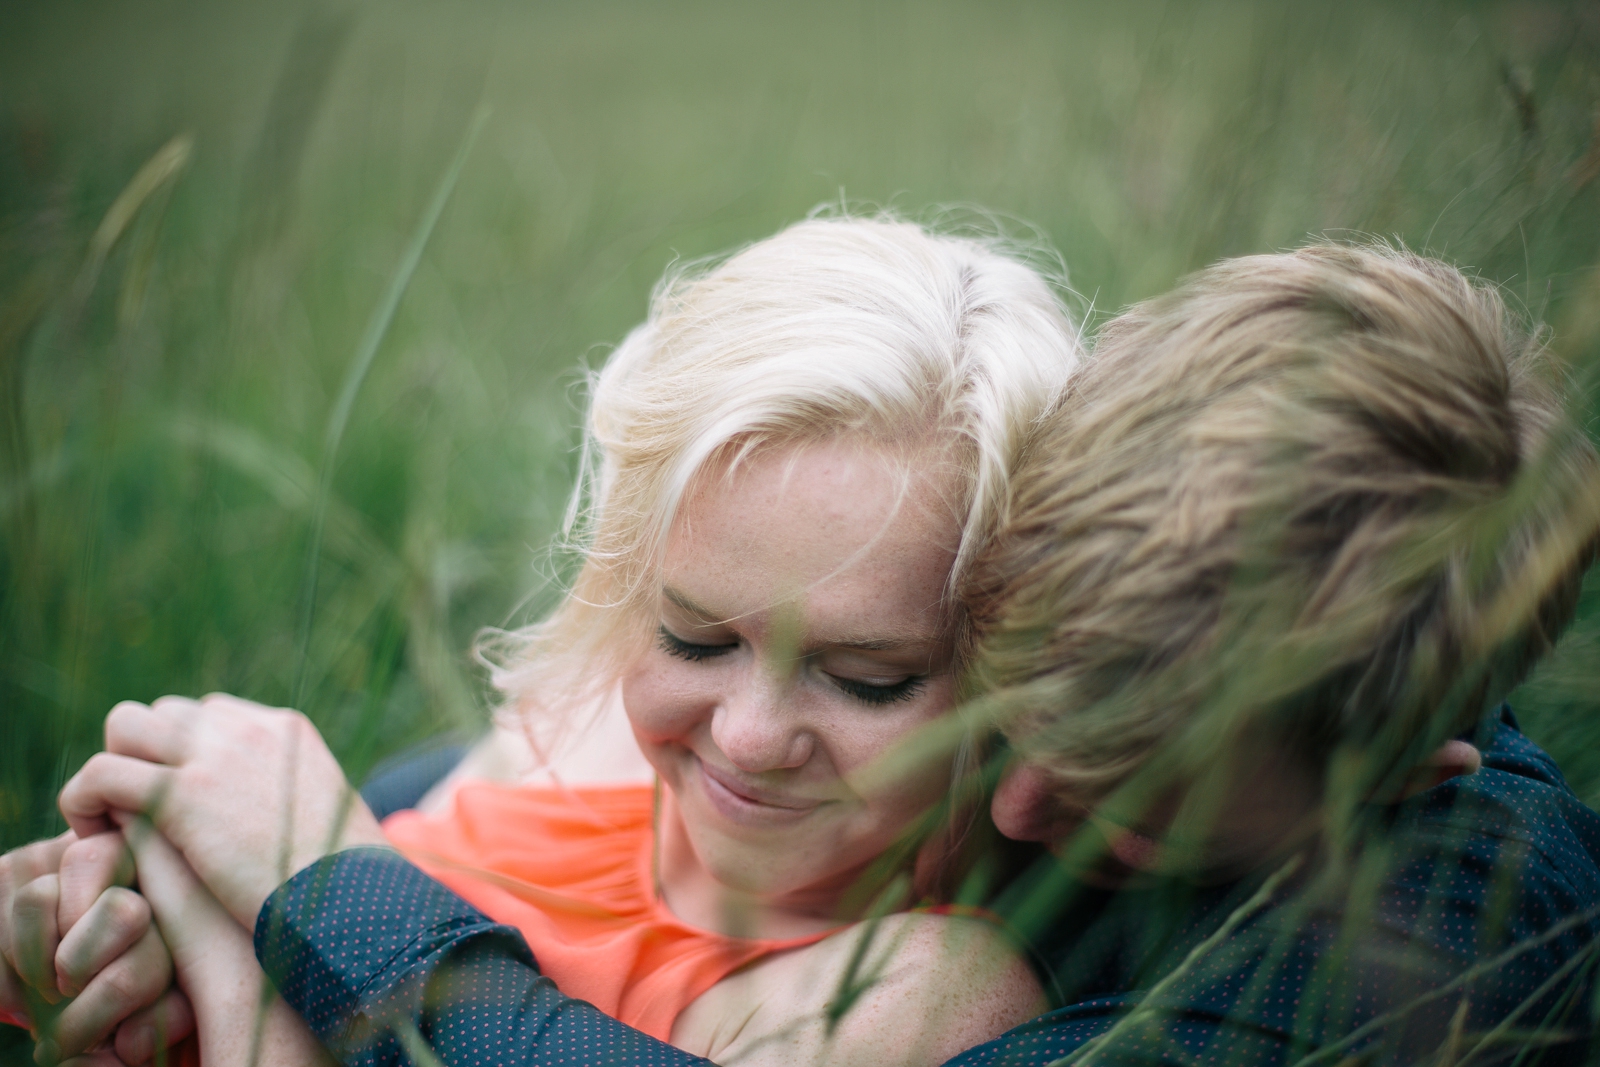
[662, 441, 960, 638]
[660, 582, 945, 655]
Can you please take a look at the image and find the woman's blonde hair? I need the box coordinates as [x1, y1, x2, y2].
[970, 242, 1600, 798]
[485, 214, 1083, 726]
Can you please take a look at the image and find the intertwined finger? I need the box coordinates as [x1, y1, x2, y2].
[112, 817, 216, 963]
[102, 698, 201, 767]
[0, 834, 72, 971]
[12, 873, 62, 1002]
[112, 986, 196, 1066]
[58, 754, 174, 842]
[47, 925, 172, 1061]
[54, 888, 150, 998]
[0, 837, 73, 898]
[55, 833, 134, 935]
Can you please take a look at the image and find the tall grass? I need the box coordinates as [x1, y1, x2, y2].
[2, 0, 1600, 1061]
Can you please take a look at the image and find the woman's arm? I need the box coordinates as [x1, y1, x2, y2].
[118, 815, 332, 1067]
[674, 912, 1045, 1067]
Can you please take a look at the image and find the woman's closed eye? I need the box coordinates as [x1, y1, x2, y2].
[658, 625, 737, 662]
[827, 673, 926, 707]
[658, 622, 929, 705]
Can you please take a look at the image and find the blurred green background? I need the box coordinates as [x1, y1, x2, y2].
[3, 0, 1600, 872]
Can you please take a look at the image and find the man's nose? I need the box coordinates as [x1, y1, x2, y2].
[991, 762, 1084, 843]
[709, 672, 813, 773]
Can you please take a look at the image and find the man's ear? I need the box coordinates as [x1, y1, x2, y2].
[1389, 739, 1483, 802]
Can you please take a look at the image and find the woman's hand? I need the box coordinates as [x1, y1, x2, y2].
[0, 834, 73, 1022]
[58, 694, 389, 930]
[113, 814, 331, 1067]
[1, 832, 195, 1065]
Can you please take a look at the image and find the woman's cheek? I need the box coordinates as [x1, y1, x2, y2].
[621, 653, 713, 747]
[837, 681, 960, 806]
[864, 684, 960, 809]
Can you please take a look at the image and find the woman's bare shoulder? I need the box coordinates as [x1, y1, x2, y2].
[414, 688, 652, 814]
[673, 911, 1044, 1067]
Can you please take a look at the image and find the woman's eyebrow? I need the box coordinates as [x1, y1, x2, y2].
[662, 587, 722, 623]
[827, 637, 913, 652]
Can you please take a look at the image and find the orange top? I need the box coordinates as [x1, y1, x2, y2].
[382, 782, 837, 1041]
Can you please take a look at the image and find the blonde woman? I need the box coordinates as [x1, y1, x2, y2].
[46, 214, 1084, 1066]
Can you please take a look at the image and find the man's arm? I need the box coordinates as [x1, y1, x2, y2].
[256, 848, 710, 1067]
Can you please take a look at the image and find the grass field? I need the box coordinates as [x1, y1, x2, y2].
[5, 0, 1600, 838]
[2, 4, 1600, 1054]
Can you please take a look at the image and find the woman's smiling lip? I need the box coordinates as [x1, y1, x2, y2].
[694, 757, 824, 822]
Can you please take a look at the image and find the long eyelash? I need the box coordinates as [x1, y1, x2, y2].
[832, 675, 927, 707]
[658, 626, 736, 662]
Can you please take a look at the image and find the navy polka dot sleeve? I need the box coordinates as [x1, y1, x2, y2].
[254, 848, 709, 1067]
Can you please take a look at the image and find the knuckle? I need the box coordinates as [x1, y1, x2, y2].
[2, 834, 71, 886]
[288, 714, 318, 746]
[2, 846, 34, 877]
[100, 888, 151, 932]
[106, 700, 148, 723]
[98, 960, 151, 1009]
[104, 702, 149, 748]
[77, 752, 115, 779]
[61, 834, 128, 888]
[14, 875, 59, 917]
[128, 930, 172, 982]
[62, 832, 115, 867]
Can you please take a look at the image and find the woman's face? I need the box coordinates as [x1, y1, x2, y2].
[622, 438, 962, 907]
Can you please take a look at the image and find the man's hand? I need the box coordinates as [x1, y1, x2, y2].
[0, 832, 195, 1065]
[58, 694, 389, 930]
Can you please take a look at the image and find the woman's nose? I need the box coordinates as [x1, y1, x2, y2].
[709, 671, 813, 773]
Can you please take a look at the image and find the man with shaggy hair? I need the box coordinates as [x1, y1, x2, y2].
[8, 243, 1600, 1067]
[956, 242, 1600, 1065]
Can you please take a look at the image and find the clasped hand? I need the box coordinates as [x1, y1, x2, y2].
[0, 829, 191, 1065]
[3, 694, 387, 1065]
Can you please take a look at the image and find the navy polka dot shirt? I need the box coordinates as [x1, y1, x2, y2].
[256, 707, 1600, 1066]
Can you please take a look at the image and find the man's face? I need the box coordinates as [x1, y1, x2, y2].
[991, 734, 1486, 884]
[989, 763, 1090, 845]
[987, 762, 1168, 883]
[988, 745, 1327, 884]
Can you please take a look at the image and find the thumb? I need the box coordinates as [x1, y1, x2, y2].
[112, 816, 289, 1067]
[110, 814, 235, 967]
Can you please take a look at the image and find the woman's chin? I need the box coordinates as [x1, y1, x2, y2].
[673, 816, 844, 902]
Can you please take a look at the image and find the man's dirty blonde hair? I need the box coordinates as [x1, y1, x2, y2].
[970, 242, 1600, 795]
